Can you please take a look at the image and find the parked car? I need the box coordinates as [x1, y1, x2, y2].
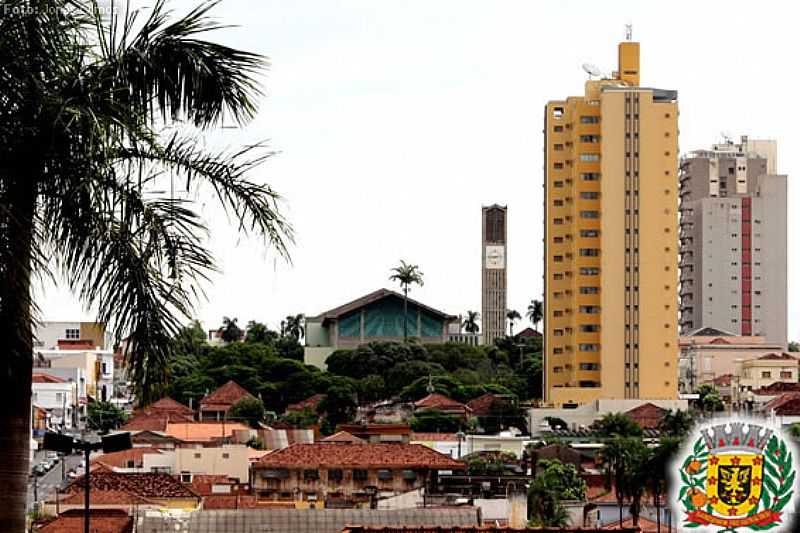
[32, 464, 47, 476]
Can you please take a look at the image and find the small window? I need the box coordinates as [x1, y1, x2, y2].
[304, 469, 320, 480]
[780, 371, 792, 379]
[581, 173, 600, 181]
[579, 154, 600, 162]
[328, 469, 343, 481]
[180, 472, 192, 483]
[554, 125, 563, 132]
[553, 107, 564, 118]
[65, 328, 80, 339]
[194, 453, 202, 459]
[580, 191, 600, 199]
[580, 211, 600, 219]
[761, 371, 771, 379]
[353, 469, 368, 481]
[580, 115, 600, 123]
[222, 453, 230, 459]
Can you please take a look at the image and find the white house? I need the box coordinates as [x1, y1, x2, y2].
[31, 373, 76, 429]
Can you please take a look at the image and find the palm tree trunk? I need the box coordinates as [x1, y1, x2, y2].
[0, 174, 37, 531]
[403, 286, 408, 340]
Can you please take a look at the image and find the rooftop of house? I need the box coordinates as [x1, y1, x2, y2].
[310, 288, 457, 324]
[753, 382, 800, 395]
[411, 432, 459, 442]
[61, 472, 200, 501]
[186, 474, 239, 496]
[199, 381, 255, 411]
[35, 509, 133, 533]
[145, 396, 195, 415]
[762, 392, 800, 415]
[465, 393, 497, 416]
[121, 412, 193, 432]
[343, 528, 640, 533]
[286, 393, 326, 413]
[321, 431, 365, 443]
[623, 402, 668, 430]
[754, 352, 798, 362]
[164, 421, 250, 442]
[92, 447, 164, 469]
[703, 374, 733, 387]
[32, 372, 66, 384]
[516, 327, 542, 338]
[256, 443, 464, 469]
[201, 494, 259, 510]
[414, 393, 470, 412]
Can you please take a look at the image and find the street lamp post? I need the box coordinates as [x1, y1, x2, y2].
[456, 430, 465, 459]
[43, 431, 132, 533]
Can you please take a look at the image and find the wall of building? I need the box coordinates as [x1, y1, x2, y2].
[174, 446, 251, 483]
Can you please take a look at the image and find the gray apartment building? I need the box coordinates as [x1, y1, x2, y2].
[679, 136, 787, 346]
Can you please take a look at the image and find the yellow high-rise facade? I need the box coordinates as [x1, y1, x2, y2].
[544, 41, 679, 406]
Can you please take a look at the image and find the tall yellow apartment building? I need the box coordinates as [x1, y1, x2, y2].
[544, 41, 679, 406]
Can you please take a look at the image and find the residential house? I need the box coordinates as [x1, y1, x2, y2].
[175, 445, 252, 483]
[463, 431, 531, 458]
[678, 327, 784, 393]
[185, 475, 257, 510]
[286, 393, 325, 414]
[304, 288, 459, 369]
[734, 353, 799, 403]
[92, 448, 171, 473]
[127, 430, 184, 449]
[35, 347, 115, 401]
[252, 443, 463, 507]
[199, 380, 255, 421]
[342, 529, 638, 533]
[34, 321, 111, 351]
[623, 402, 668, 430]
[31, 373, 76, 429]
[121, 396, 195, 432]
[414, 393, 471, 419]
[762, 393, 800, 427]
[465, 393, 499, 417]
[49, 471, 201, 514]
[749, 382, 800, 411]
[321, 431, 365, 443]
[410, 433, 460, 458]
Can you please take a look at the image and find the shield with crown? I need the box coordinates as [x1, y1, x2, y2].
[678, 421, 796, 532]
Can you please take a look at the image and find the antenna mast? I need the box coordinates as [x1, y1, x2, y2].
[625, 23, 633, 41]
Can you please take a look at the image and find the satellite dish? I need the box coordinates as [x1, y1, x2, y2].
[582, 63, 603, 78]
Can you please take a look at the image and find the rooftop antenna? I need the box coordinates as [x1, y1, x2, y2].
[625, 23, 633, 41]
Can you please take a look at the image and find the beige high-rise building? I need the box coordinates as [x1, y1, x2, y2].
[482, 205, 507, 345]
[543, 40, 679, 406]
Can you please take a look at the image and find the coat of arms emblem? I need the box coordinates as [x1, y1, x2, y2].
[677, 421, 796, 531]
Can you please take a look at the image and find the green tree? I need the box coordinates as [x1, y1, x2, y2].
[357, 374, 387, 403]
[279, 407, 319, 428]
[0, 1, 291, 527]
[788, 341, 799, 352]
[389, 260, 424, 339]
[87, 401, 128, 434]
[245, 321, 279, 345]
[593, 412, 643, 437]
[505, 309, 521, 337]
[478, 397, 528, 434]
[528, 459, 583, 527]
[697, 384, 724, 412]
[789, 423, 800, 438]
[648, 437, 680, 533]
[284, 314, 305, 341]
[317, 383, 357, 431]
[173, 320, 208, 355]
[218, 317, 244, 343]
[462, 311, 480, 334]
[228, 397, 266, 428]
[659, 409, 694, 438]
[601, 436, 651, 526]
[409, 409, 463, 433]
[526, 299, 544, 333]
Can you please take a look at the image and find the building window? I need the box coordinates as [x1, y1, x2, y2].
[222, 453, 230, 459]
[554, 144, 564, 151]
[580, 230, 599, 237]
[761, 371, 771, 379]
[579, 154, 600, 162]
[579, 248, 600, 257]
[328, 469, 343, 481]
[579, 324, 600, 332]
[580, 211, 600, 219]
[780, 371, 792, 379]
[580, 115, 600, 123]
[304, 469, 320, 480]
[55, 393, 64, 403]
[581, 173, 600, 181]
[180, 472, 192, 483]
[579, 306, 601, 314]
[579, 343, 599, 352]
[580, 191, 600, 200]
[194, 453, 202, 459]
[580, 267, 600, 275]
[553, 107, 564, 118]
[579, 287, 599, 294]
[579, 135, 600, 143]
[353, 469, 368, 481]
[377, 469, 393, 481]
[579, 363, 600, 370]
[65, 328, 80, 339]
[554, 125, 563, 132]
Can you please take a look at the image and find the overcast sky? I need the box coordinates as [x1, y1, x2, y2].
[41, 0, 800, 341]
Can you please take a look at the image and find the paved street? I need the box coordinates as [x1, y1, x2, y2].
[27, 451, 84, 509]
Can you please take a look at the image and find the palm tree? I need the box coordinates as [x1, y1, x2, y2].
[462, 311, 480, 334]
[601, 436, 650, 526]
[526, 299, 544, 333]
[284, 313, 305, 341]
[389, 260, 424, 339]
[506, 309, 521, 337]
[218, 317, 243, 343]
[658, 409, 695, 438]
[0, 1, 292, 528]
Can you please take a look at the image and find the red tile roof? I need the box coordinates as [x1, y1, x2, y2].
[199, 381, 254, 411]
[146, 397, 194, 415]
[32, 373, 66, 383]
[201, 494, 259, 509]
[466, 393, 497, 416]
[763, 393, 800, 415]
[757, 352, 798, 361]
[121, 411, 194, 432]
[517, 327, 542, 338]
[321, 431, 365, 443]
[414, 393, 470, 412]
[342, 528, 639, 533]
[704, 374, 733, 387]
[164, 421, 250, 442]
[62, 472, 200, 501]
[185, 474, 235, 496]
[753, 382, 800, 395]
[35, 509, 133, 533]
[286, 393, 325, 413]
[56, 489, 156, 506]
[92, 448, 163, 469]
[256, 443, 464, 469]
[411, 432, 458, 442]
[624, 402, 667, 430]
